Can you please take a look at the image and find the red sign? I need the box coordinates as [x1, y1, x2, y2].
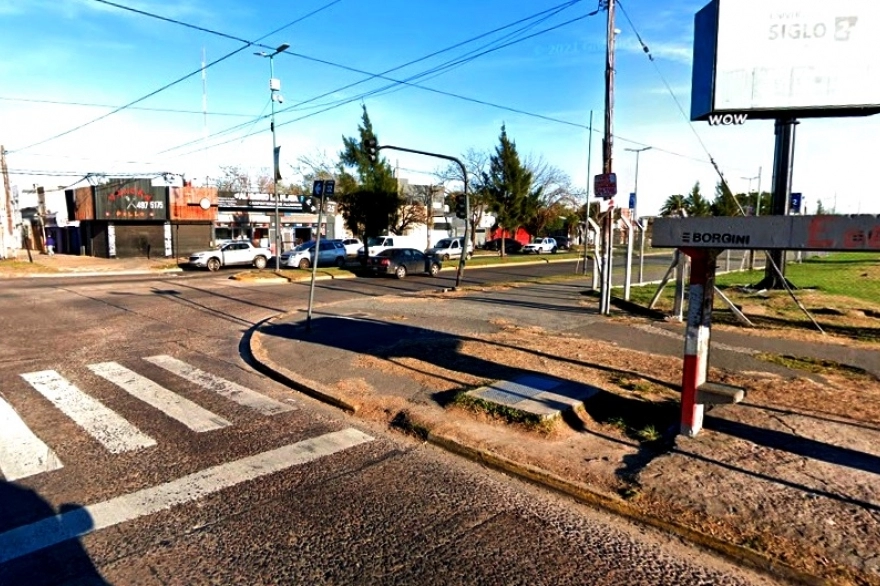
[594, 173, 617, 199]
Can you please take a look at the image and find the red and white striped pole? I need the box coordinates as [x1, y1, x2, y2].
[679, 248, 718, 437]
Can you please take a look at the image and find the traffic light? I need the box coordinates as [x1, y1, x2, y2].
[364, 137, 379, 164]
[455, 193, 467, 219]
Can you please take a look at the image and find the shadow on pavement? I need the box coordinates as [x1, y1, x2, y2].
[0, 481, 110, 585]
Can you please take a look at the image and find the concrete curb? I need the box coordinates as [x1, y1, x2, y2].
[249, 316, 359, 413]
[248, 311, 830, 586]
[19, 268, 184, 279]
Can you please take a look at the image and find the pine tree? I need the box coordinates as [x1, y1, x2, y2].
[482, 125, 533, 256]
[710, 180, 741, 216]
[338, 105, 402, 239]
[685, 181, 711, 216]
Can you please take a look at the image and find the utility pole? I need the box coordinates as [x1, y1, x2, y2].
[1, 145, 13, 258]
[599, 0, 617, 315]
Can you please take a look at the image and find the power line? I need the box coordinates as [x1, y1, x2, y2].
[157, 0, 590, 154]
[170, 10, 607, 157]
[7, 0, 346, 154]
[0, 95, 255, 117]
[617, 1, 752, 187]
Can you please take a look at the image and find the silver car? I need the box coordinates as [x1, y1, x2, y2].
[280, 240, 346, 269]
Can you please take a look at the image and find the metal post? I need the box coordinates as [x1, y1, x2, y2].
[679, 249, 718, 437]
[638, 219, 646, 283]
[672, 250, 686, 321]
[599, 0, 616, 315]
[269, 55, 280, 271]
[757, 119, 797, 289]
[623, 216, 634, 300]
[306, 185, 326, 332]
[582, 110, 593, 276]
[624, 145, 650, 296]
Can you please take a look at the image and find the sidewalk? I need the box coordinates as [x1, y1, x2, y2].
[251, 280, 880, 586]
[0, 252, 184, 278]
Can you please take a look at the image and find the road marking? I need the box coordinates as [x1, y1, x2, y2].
[20, 370, 156, 454]
[88, 362, 231, 433]
[0, 428, 374, 564]
[144, 355, 294, 415]
[0, 396, 63, 481]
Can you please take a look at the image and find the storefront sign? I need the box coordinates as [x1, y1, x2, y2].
[96, 179, 167, 221]
[217, 191, 305, 211]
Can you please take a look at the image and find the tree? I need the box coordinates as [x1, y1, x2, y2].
[436, 148, 491, 249]
[660, 194, 687, 217]
[482, 125, 534, 256]
[337, 105, 402, 239]
[685, 181, 711, 216]
[711, 180, 741, 216]
[521, 155, 579, 238]
[815, 199, 827, 215]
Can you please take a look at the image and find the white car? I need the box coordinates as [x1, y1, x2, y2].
[188, 241, 272, 271]
[522, 237, 558, 254]
[427, 237, 473, 260]
[340, 238, 363, 257]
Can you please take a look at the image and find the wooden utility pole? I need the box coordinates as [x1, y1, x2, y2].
[599, 0, 617, 315]
[1, 145, 13, 249]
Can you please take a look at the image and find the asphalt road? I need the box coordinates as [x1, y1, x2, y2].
[0, 257, 776, 585]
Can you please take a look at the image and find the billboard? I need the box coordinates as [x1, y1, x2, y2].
[95, 179, 167, 221]
[691, 0, 880, 120]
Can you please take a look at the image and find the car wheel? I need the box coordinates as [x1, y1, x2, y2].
[395, 265, 407, 279]
[442, 254, 450, 261]
[429, 263, 440, 277]
[335, 256, 346, 267]
[298, 258, 311, 270]
[551, 247, 558, 254]
[207, 258, 221, 272]
[466, 252, 473, 260]
[253, 255, 267, 269]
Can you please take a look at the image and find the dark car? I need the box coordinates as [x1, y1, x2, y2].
[367, 248, 441, 279]
[482, 238, 524, 253]
[553, 236, 572, 250]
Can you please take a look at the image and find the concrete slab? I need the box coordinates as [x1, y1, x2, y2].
[468, 375, 601, 419]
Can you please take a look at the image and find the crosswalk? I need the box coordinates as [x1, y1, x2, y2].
[0, 355, 296, 482]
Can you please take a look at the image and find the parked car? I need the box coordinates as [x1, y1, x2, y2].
[280, 239, 346, 269]
[340, 237, 363, 257]
[357, 235, 424, 263]
[427, 237, 473, 260]
[522, 237, 558, 254]
[553, 236, 572, 250]
[188, 241, 271, 271]
[482, 238, 523, 254]
[367, 248, 441, 279]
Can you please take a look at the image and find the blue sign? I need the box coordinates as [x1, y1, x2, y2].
[628, 192, 637, 210]
[790, 192, 803, 214]
[312, 180, 324, 197]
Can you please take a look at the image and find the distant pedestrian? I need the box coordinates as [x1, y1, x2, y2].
[46, 234, 55, 255]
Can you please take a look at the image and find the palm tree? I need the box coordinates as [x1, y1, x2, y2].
[660, 194, 687, 217]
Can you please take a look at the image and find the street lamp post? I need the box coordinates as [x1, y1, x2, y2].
[624, 146, 651, 291]
[255, 43, 289, 271]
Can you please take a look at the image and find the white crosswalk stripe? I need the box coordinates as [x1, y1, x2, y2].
[88, 362, 231, 433]
[145, 355, 295, 415]
[20, 370, 156, 454]
[0, 395, 63, 481]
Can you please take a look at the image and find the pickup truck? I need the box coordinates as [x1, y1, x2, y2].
[521, 237, 558, 254]
[188, 241, 272, 271]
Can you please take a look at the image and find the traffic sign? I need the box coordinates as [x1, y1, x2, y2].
[628, 192, 636, 210]
[594, 173, 617, 199]
[790, 192, 802, 214]
[312, 180, 324, 197]
[323, 180, 335, 197]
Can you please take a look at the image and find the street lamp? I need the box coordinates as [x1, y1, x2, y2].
[624, 146, 651, 289]
[255, 42, 289, 271]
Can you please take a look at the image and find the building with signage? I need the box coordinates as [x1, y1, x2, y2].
[214, 190, 343, 253]
[65, 178, 216, 259]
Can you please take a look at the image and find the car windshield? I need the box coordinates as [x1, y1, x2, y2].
[435, 239, 452, 248]
[294, 242, 314, 251]
[367, 237, 386, 246]
[376, 249, 394, 257]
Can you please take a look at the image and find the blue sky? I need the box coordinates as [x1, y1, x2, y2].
[1, 0, 878, 216]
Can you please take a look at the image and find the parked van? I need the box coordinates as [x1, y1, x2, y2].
[427, 237, 473, 260]
[357, 234, 424, 262]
